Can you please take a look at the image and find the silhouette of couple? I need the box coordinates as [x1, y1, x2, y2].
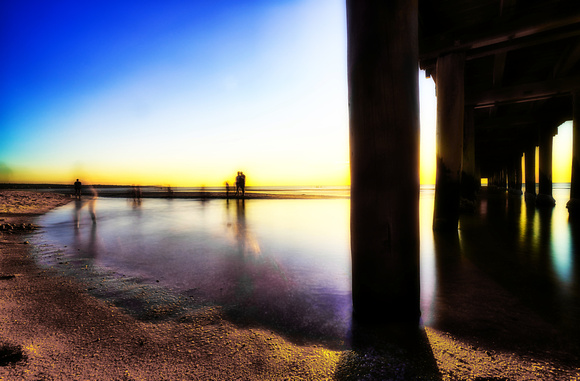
[74, 178, 82, 198]
[235, 172, 246, 198]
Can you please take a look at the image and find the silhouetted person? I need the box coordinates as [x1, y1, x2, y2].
[225, 181, 230, 200]
[240, 172, 246, 197]
[74, 179, 82, 198]
[131, 185, 142, 201]
[235, 172, 241, 197]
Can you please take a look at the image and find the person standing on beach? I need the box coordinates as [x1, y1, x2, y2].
[240, 172, 246, 198]
[235, 172, 241, 197]
[74, 179, 82, 198]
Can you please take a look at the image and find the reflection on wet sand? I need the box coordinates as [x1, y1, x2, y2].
[35, 197, 353, 347]
[218, 199, 352, 346]
[31, 187, 580, 374]
[431, 188, 579, 366]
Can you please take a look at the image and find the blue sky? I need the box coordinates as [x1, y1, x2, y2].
[0, 0, 571, 186]
[1, 0, 353, 186]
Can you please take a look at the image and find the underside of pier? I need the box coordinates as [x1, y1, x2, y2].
[419, 0, 580, 223]
[347, 0, 580, 321]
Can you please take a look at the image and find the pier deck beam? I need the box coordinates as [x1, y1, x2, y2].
[346, 0, 420, 323]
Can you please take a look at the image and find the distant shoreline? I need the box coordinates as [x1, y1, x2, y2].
[0, 183, 350, 200]
[0, 182, 571, 200]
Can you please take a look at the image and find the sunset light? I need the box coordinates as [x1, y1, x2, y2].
[0, 1, 572, 187]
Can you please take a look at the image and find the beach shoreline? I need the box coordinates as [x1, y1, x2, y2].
[1, 190, 579, 380]
[0, 190, 344, 380]
[0, 184, 350, 200]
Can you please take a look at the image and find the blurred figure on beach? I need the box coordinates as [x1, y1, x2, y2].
[131, 185, 142, 201]
[73, 184, 98, 227]
[88, 185, 98, 223]
[225, 181, 230, 200]
[235, 172, 241, 197]
[74, 179, 82, 199]
[130, 185, 142, 207]
[239, 172, 246, 198]
[234, 171, 246, 198]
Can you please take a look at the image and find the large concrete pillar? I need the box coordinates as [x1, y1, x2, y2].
[507, 160, 515, 191]
[537, 127, 556, 207]
[346, 0, 420, 323]
[433, 52, 465, 230]
[492, 168, 506, 190]
[516, 153, 523, 192]
[500, 168, 507, 189]
[508, 153, 523, 196]
[461, 106, 476, 211]
[524, 144, 536, 201]
[568, 93, 580, 214]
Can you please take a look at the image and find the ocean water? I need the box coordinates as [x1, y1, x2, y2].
[31, 194, 352, 345]
[30, 185, 578, 350]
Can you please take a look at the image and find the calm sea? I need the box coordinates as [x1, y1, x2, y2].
[29, 184, 578, 350]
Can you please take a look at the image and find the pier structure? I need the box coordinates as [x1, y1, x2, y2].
[347, 0, 580, 321]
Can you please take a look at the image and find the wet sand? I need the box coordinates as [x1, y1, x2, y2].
[1, 190, 579, 380]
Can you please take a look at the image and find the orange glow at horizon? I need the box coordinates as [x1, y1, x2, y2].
[3, 78, 572, 188]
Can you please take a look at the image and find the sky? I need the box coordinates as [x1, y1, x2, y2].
[0, 0, 572, 187]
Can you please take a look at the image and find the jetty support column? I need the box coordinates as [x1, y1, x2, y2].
[433, 52, 465, 230]
[507, 159, 515, 192]
[461, 106, 477, 211]
[346, 0, 420, 322]
[568, 93, 580, 214]
[537, 126, 556, 207]
[525, 144, 536, 201]
[508, 153, 523, 196]
[516, 153, 523, 193]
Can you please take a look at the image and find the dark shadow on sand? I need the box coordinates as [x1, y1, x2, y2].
[334, 321, 441, 380]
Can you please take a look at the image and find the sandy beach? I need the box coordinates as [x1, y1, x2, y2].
[1, 190, 579, 380]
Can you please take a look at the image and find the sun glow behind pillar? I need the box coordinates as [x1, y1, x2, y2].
[553, 121, 573, 183]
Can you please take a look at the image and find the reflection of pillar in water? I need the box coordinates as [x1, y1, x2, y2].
[521, 201, 538, 254]
[431, 231, 462, 329]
